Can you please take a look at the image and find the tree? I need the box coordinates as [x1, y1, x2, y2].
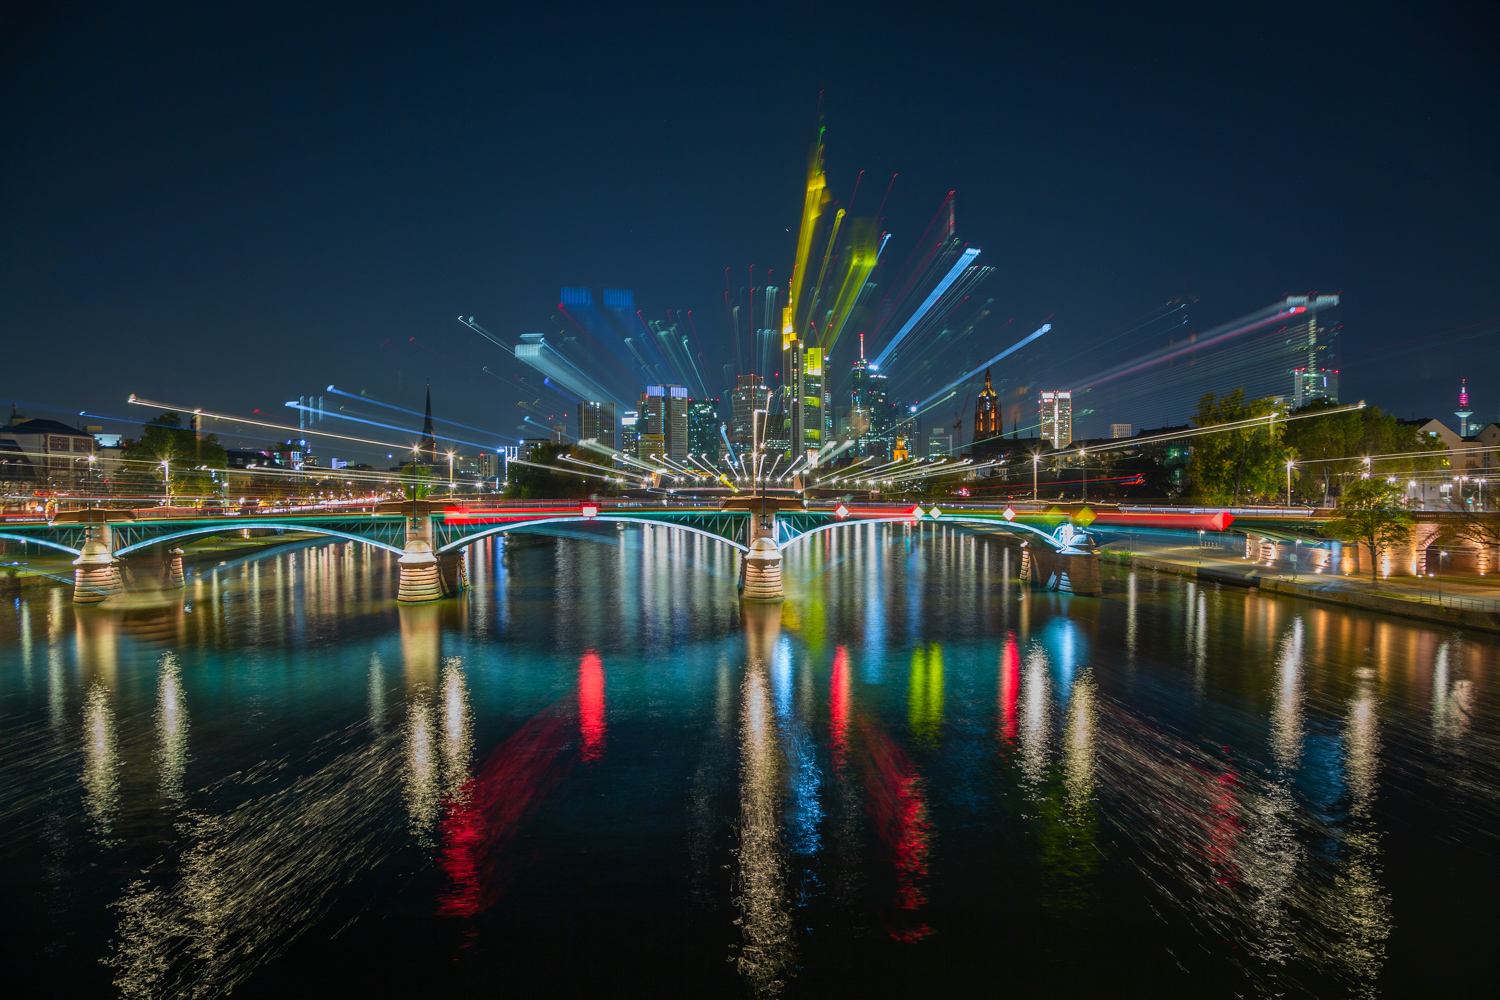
[504, 443, 594, 499]
[1282, 401, 1446, 504]
[1186, 390, 1287, 504]
[121, 411, 228, 499]
[400, 462, 433, 501]
[1323, 477, 1414, 582]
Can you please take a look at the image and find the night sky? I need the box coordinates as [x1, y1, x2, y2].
[3, 2, 1497, 455]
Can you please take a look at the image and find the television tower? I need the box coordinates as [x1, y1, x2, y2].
[1456, 379, 1474, 437]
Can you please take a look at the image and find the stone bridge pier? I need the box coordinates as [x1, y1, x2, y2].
[72, 523, 122, 605]
[397, 504, 469, 603]
[733, 498, 790, 603]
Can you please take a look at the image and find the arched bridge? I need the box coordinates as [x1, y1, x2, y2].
[0, 500, 1122, 605]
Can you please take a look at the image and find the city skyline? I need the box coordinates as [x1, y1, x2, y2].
[3, 4, 1497, 452]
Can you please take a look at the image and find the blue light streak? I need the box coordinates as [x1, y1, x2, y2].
[870, 246, 980, 369]
[916, 322, 1053, 408]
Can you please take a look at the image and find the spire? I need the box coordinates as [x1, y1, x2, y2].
[420, 382, 437, 462]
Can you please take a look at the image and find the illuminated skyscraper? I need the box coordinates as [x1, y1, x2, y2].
[1287, 298, 1340, 408]
[577, 400, 616, 450]
[850, 334, 897, 460]
[1039, 390, 1072, 449]
[619, 410, 639, 459]
[639, 384, 689, 462]
[687, 398, 720, 458]
[731, 374, 765, 447]
[802, 347, 825, 456]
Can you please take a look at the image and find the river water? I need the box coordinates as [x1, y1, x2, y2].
[1, 523, 1497, 997]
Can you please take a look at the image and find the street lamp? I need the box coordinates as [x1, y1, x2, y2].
[1032, 453, 1039, 502]
[1286, 459, 1295, 507]
[160, 458, 170, 502]
[1437, 550, 1449, 602]
[1361, 456, 1371, 479]
[447, 451, 455, 490]
[1079, 447, 1087, 502]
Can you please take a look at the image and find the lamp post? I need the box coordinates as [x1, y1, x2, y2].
[1079, 447, 1087, 503]
[1032, 453, 1039, 502]
[160, 458, 170, 502]
[1286, 459, 1295, 507]
[1437, 549, 1448, 602]
[447, 451, 455, 491]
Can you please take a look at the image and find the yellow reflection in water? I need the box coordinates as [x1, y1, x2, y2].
[1327, 687, 1391, 986]
[82, 680, 119, 837]
[733, 603, 793, 996]
[907, 643, 944, 747]
[440, 656, 473, 801]
[156, 652, 189, 803]
[1269, 617, 1304, 771]
[1432, 641, 1472, 744]
[1020, 646, 1051, 788]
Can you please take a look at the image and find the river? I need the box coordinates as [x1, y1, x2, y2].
[1, 523, 1496, 997]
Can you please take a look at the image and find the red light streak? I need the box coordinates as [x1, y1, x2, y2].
[858, 715, 934, 941]
[437, 707, 575, 918]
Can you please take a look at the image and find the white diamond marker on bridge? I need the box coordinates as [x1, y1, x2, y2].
[928, 507, 943, 519]
[1003, 506, 1016, 521]
[835, 504, 850, 518]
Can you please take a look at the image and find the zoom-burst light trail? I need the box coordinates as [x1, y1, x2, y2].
[869, 247, 981, 370]
[1069, 297, 1334, 392]
[128, 394, 429, 455]
[285, 402, 510, 453]
[324, 385, 515, 441]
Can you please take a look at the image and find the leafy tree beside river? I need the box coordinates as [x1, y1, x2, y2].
[121, 411, 227, 499]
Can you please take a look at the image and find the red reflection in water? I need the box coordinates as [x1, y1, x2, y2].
[858, 716, 934, 942]
[438, 707, 575, 918]
[579, 650, 606, 763]
[999, 634, 1020, 747]
[1206, 767, 1244, 888]
[830, 645, 851, 770]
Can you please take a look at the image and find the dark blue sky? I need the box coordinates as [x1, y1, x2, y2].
[3, 1, 1497, 452]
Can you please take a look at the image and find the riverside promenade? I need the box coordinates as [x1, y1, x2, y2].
[1103, 540, 1500, 633]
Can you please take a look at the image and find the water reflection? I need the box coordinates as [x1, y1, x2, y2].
[1432, 640, 1473, 743]
[907, 642, 943, 746]
[0, 528, 1493, 995]
[732, 603, 794, 995]
[578, 650, 606, 762]
[155, 652, 188, 803]
[80, 681, 119, 838]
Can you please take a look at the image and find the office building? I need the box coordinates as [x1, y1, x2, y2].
[619, 410, 639, 459]
[1287, 300, 1340, 409]
[928, 427, 953, 458]
[1039, 391, 1072, 449]
[639, 384, 689, 462]
[687, 399, 720, 459]
[1111, 423, 1132, 439]
[577, 400, 616, 450]
[730, 374, 765, 446]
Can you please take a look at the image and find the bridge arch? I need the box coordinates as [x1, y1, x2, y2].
[0, 531, 83, 557]
[111, 523, 406, 557]
[435, 515, 750, 554]
[776, 515, 1067, 552]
